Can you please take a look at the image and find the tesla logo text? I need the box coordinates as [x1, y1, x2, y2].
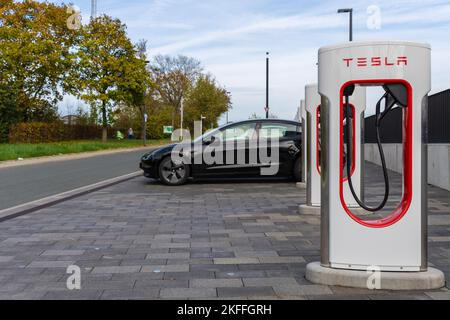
[343, 57, 408, 67]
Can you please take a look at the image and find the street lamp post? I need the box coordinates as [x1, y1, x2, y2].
[143, 108, 147, 146]
[226, 91, 231, 124]
[90, 0, 97, 20]
[200, 115, 206, 137]
[180, 98, 184, 141]
[143, 59, 150, 147]
[265, 52, 270, 119]
[337, 8, 353, 41]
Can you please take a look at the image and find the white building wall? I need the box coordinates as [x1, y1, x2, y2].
[365, 143, 450, 191]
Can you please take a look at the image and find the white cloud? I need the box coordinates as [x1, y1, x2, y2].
[150, 13, 343, 54]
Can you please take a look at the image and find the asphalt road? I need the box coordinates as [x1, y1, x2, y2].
[0, 148, 156, 210]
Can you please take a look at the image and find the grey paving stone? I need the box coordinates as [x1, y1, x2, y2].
[160, 288, 217, 298]
[0, 282, 29, 292]
[164, 271, 216, 280]
[218, 286, 275, 297]
[43, 290, 103, 300]
[41, 250, 85, 256]
[190, 278, 243, 288]
[141, 265, 189, 273]
[27, 261, 75, 268]
[146, 252, 190, 260]
[425, 290, 450, 300]
[243, 277, 298, 287]
[100, 288, 160, 300]
[213, 258, 260, 265]
[91, 266, 141, 274]
[0, 256, 14, 262]
[0, 291, 47, 300]
[216, 271, 266, 279]
[81, 280, 135, 290]
[134, 279, 188, 289]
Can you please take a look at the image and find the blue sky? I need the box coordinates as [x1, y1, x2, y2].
[58, 0, 450, 123]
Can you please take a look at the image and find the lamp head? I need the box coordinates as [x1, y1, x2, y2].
[337, 8, 353, 13]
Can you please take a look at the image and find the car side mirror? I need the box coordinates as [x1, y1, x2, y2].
[203, 135, 217, 145]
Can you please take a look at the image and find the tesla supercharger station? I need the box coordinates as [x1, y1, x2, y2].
[305, 41, 445, 290]
[300, 99, 307, 185]
[299, 83, 365, 215]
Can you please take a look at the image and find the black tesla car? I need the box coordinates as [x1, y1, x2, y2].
[140, 119, 302, 186]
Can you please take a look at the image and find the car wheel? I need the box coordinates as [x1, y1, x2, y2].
[293, 157, 302, 182]
[158, 156, 190, 186]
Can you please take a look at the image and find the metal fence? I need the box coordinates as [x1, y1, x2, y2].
[364, 89, 450, 143]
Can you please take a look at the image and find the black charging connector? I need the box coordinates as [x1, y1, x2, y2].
[343, 83, 408, 213]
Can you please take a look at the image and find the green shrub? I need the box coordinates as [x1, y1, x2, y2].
[8, 122, 127, 143]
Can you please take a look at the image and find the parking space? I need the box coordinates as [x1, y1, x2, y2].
[0, 163, 448, 300]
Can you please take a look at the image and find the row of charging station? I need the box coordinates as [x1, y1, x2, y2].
[301, 84, 365, 210]
[300, 40, 444, 289]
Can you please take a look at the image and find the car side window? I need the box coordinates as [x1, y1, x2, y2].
[259, 122, 299, 139]
[221, 122, 257, 142]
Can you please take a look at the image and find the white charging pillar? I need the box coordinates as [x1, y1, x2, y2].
[319, 41, 430, 271]
[300, 99, 307, 183]
[306, 40, 444, 290]
[301, 84, 365, 212]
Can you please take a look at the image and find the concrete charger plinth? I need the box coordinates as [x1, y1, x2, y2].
[299, 204, 321, 215]
[296, 182, 306, 189]
[306, 262, 446, 290]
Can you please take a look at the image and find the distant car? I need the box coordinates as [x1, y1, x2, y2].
[140, 119, 302, 186]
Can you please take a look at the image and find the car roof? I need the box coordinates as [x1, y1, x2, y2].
[221, 118, 301, 129]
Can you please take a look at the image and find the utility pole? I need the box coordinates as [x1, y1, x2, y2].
[226, 91, 231, 124]
[337, 8, 353, 41]
[91, 0, 97, 20]
[180, 98, 184, 141]
[200, 115, 206, 137]
[143, 105, 147, 146]
[265, 52, 270, 119]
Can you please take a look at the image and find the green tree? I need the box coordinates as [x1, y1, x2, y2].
[0, 0, 78, 140]
[68, 15, 146, 142]
[149, 55, 203, 128]
[184, 74, 231, 134]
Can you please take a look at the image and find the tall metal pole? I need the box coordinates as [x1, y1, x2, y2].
[265, 52, 269, 119]
[337, 8, 353, 42]
[143, 104, 147, 146]
[226, 91, 231, 124]
[180, 99, 184, 141]
[349, 9, 353, 41]
[91, 0, 97, 20]
[142, 58, 150, 147]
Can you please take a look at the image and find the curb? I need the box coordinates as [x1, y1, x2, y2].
[0, 171, 142, 223]
[299, 204, 321, 215]
[296, 182, 306, 189]
[0, 144, 166, 169]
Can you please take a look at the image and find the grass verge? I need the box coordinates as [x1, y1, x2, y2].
[0, 139, 169, 162]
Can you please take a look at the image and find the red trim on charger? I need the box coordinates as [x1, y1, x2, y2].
[339, 79, 413, 229]
[342, 103, 356, 182]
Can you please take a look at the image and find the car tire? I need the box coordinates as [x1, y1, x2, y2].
[158, 156, 190, 186]
[293, 157, 302, 182]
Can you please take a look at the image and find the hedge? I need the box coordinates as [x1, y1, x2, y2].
[8, 122, 127, 143]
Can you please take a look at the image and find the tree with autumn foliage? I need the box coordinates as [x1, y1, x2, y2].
[0, 0, 78, 141]
[149, 55, 203, 128]
[183, 75, 231, 134]
[67, 15, 150, 142]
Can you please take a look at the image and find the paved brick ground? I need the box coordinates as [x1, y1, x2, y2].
[0, 163, 448, 300]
